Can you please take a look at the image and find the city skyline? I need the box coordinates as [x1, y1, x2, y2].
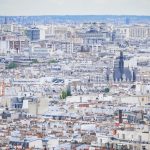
[0, 0, 150, 16]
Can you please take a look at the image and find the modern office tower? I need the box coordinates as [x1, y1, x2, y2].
[125, 17, 130, 25]
[26, 27, 40, 41]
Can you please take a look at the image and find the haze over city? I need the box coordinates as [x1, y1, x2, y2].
[0, 0, 150, 16]
[0, 0, 150, 149]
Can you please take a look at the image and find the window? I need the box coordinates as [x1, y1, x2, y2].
[138, 135, 142, 142]
[122, 134, 125, 140]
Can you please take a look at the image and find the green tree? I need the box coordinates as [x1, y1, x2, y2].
[31, 59, 38, 64]
[6, 62, 17, 69]
[60, 90, 67, 99]
[104, 88, 110, 93]
[48, 60, 57, 64]
[66, 85, 72, 96]
[131, 85, 136, 89]
[60, 85, 72, 100]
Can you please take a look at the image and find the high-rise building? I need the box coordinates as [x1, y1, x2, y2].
[26, 27, 40, 41]
[125, 17, 130, 25]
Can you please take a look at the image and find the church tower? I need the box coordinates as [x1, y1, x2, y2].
[119, 51, 124, 81]
[132, 69, 136, 82]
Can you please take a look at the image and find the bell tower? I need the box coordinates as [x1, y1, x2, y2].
[119, 51, 124, 81]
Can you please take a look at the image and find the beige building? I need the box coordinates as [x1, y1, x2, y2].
[27, 97, 49, 116]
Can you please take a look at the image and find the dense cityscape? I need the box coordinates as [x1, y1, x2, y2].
[0, 15, 150, 150]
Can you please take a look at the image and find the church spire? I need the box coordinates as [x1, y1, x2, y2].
[119, 51, 124, 80]
[133, 69, 136, 82]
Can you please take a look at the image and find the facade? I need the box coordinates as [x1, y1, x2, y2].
[129, 25, 150, 40]
[117, 25, 150, 40]
[26, 27, 40, 41]
[113, 51, 137, 82]
[78, 27, 110, 45]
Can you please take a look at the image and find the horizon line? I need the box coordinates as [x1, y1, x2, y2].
[0, 14, 150, 17]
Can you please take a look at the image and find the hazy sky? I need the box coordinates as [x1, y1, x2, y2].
[0, 0, 150, 16]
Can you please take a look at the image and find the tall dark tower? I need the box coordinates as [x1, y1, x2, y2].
[132, 69, 136, 82]
[106, 74, 109, 82]
[4, 17, 8, 24]
[119, 110, 123, 123]
[126, 17, 130, 25]
[112, 31, 116, 42]
[67, 84, 72, 96]
[106, 68, 110, 82]
[113, 71, 116, 82]
[119, 51, 124, 81]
